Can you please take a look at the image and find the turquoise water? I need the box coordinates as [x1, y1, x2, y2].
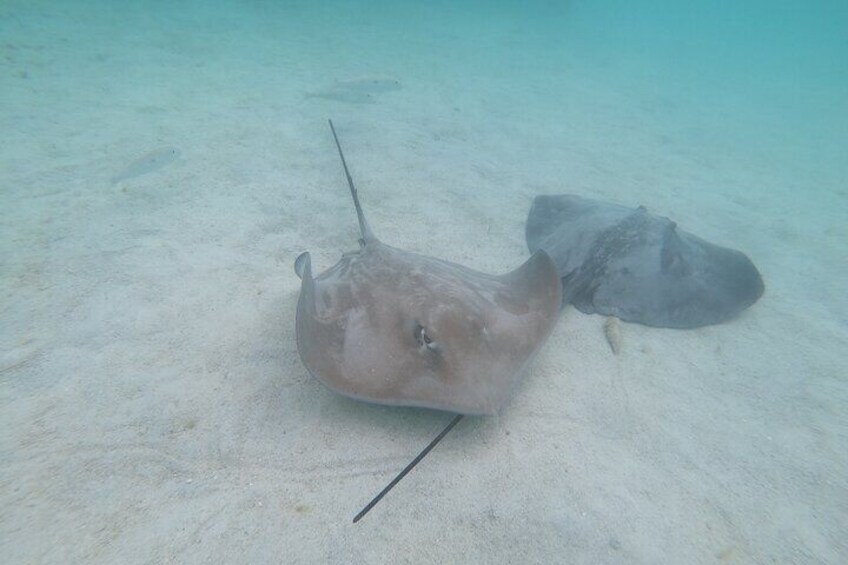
[2, 1, 846, 563]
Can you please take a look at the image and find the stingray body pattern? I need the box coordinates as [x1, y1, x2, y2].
[526, 194, 764, 329]
[295, 123, 562, 415]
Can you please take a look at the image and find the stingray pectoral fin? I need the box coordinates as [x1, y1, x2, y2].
[294, 251, 311, 280]
[294, 252, 320, 339]
[499, 249, 563, 311]
[295, 252, 335, 384]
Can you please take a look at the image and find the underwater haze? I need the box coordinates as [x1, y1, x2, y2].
[2, 1, 846, 563]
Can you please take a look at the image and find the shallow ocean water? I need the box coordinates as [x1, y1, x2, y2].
[2, 1, 846, 563]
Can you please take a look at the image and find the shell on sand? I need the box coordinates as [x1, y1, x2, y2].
[603, 316, 622, 355]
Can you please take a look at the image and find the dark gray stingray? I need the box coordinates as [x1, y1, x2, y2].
[295, 123, 562, 416]
[526, 194, 764, 329]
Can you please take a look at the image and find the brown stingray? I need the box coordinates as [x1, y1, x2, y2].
[295, 122, 562, 416]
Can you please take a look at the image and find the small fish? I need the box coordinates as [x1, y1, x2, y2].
[111, 147, 180, 184]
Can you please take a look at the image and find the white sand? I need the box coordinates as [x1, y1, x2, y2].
[2, 2, 846, 563]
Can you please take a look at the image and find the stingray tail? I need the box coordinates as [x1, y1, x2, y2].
[328, 119, 376, 244]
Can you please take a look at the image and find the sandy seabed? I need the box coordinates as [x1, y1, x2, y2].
[2, 2, 846, 563]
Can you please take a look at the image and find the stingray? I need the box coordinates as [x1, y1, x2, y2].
[295, 121, 562, 520]
[526, 194, 765, 329]
[304, 76, 402, 104]
[111, 147, 180, 185]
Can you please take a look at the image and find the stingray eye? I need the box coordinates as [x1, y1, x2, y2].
[416, 324, 432, 345]
[414, 323, 437, 351]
